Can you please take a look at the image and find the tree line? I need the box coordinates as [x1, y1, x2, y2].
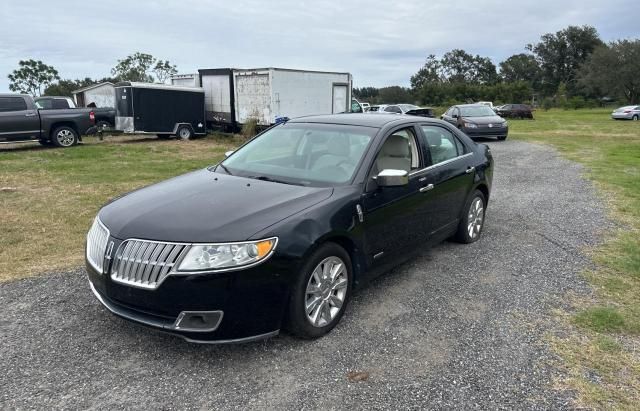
[7, 52, 178, 97]
[354, 25, 640, 107]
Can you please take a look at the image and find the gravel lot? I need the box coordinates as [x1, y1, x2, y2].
[0, 140, 609, 410]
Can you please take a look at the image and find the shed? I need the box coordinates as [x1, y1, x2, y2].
[72, 82, 115, 108]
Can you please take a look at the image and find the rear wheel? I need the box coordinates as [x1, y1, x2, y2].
[286, 243, 352, 339]
[51, 126, 78, 147]
[177, 125, 193, 140]
[455, 190, 486, 244]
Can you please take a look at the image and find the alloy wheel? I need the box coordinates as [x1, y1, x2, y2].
[57, 129, 75, 146]
[467, 197, 484, 239]
[304, 256, 348, 327]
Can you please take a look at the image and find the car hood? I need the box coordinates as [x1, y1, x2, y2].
[99, 169, 333, 243]
[462, 115, 505, 125]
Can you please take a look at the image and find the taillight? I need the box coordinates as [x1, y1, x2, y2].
[89, 111, 95, 123]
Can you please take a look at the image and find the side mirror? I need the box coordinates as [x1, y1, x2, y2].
[376, 169, 409, 187]
[452, 114, 459, 119]
[224, 150, 234, 158]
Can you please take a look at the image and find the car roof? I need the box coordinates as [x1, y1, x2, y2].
[287, 113, 423, 128]
[0, 93, 30, 98]
[455, 103, 487, 108]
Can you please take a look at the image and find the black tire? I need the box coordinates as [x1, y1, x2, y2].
[497, 135, 507, 141]
[177, 125, 193, 140]
[455, 190, 487, 244]
[96, 120, 112, 130]
[285, 242, 353, 339]
[50, 126, 78, 147]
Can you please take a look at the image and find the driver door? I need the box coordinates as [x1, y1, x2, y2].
[360, 126, 429, 268]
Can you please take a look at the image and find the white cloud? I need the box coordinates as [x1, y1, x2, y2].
[0, 0, 637, 91]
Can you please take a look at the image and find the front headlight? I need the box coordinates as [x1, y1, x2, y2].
[465, 122, 478, 128]
[177, 237, 277, 272]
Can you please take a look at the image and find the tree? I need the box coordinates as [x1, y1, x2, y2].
[578, 40, 640, 104]
[527, 25, 603, 95]
[153, 60, 178, 84]
[8, 60, 60, 96]
[410, 54, 442, 89]
[378, 86, 413, 104]
[438, 49, 498, 84]
[43, 77, 115, 97]
[499, 53, 541, 87]
[111, 52, 155, 82]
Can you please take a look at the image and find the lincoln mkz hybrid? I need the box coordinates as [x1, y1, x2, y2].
[86, 114, 493, 343]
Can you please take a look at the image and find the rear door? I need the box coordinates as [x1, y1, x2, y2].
[235, 73, 271, 125]
[332, 84, 348, 113]
[0, 96, 40, 142]
[415, 124, 475, 236]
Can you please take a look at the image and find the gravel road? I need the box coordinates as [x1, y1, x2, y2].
[0, 140, 609, 410]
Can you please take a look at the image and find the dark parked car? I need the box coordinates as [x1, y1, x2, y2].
[495, 104, 534, 119]
[35, 96, 116, 129]
[405, 107, 435, 118]
[86, 114, 493, 343]
[0, 94, 96, 147]
[441, 104, 508, 140]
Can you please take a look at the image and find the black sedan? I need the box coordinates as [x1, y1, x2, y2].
[86, 114, 493, 343]
[441, 104, 509, 140]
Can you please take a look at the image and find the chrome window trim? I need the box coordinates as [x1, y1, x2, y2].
[409, 153, 473, 177]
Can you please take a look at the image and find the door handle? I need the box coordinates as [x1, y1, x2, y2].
[420, 184, 434, 193]
[465, 166, 475, 174]
[25, 112, 37, 117]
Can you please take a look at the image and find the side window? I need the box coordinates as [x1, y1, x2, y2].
[421, 125, 463, 165]
[385, 105, 401, 113]
[52, 99, 70, 109]
[0, 97, 28, 112]
[445, 107, 453, 116]
[453, 107, 460, 117]
[373, 127, 420, 174]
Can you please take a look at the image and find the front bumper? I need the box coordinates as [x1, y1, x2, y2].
[86, 253, 293, 343]
[462, 125, 508, 139]
[611, 113, 633, 120]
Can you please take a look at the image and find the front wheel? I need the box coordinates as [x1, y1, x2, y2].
[497, 135, 507, 141]
[455, 190, 487, 244]
[286, 243, 352, 339]
[633, 115, 639, 121]
[51, 126, 78, 147]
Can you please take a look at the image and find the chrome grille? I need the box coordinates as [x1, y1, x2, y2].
[86, 218, 110, 273]
[110, 240, 189, 289]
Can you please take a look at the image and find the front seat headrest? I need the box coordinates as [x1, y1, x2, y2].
[382, 134, 410, 157]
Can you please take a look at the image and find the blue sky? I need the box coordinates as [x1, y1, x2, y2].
[0, 0, 638, 92]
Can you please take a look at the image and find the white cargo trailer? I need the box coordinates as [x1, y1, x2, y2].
[198, 67, 354, 128]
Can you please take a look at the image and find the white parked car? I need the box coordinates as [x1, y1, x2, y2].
[611, 105, 640, 121]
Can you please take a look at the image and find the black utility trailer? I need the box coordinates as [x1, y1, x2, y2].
[114, 82, 206, 139]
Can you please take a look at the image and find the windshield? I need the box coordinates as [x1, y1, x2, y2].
[218, 123, 376, 187]
[398, 104, 419, 112]
[459, 106, 496, 117]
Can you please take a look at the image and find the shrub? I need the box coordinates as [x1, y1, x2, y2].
[242, 117, 259, 139]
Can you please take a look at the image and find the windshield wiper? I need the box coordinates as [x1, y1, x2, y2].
[217, 163, 232, 175]
[248, 175, 302, 186]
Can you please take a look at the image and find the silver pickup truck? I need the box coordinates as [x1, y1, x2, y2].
[0, 94, 97, 147]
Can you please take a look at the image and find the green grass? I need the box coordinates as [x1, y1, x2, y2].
[510, 108, 640, 408]
[0, 133, 238, 281]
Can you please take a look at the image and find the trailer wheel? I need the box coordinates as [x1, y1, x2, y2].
[177, 125, 193, 140]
